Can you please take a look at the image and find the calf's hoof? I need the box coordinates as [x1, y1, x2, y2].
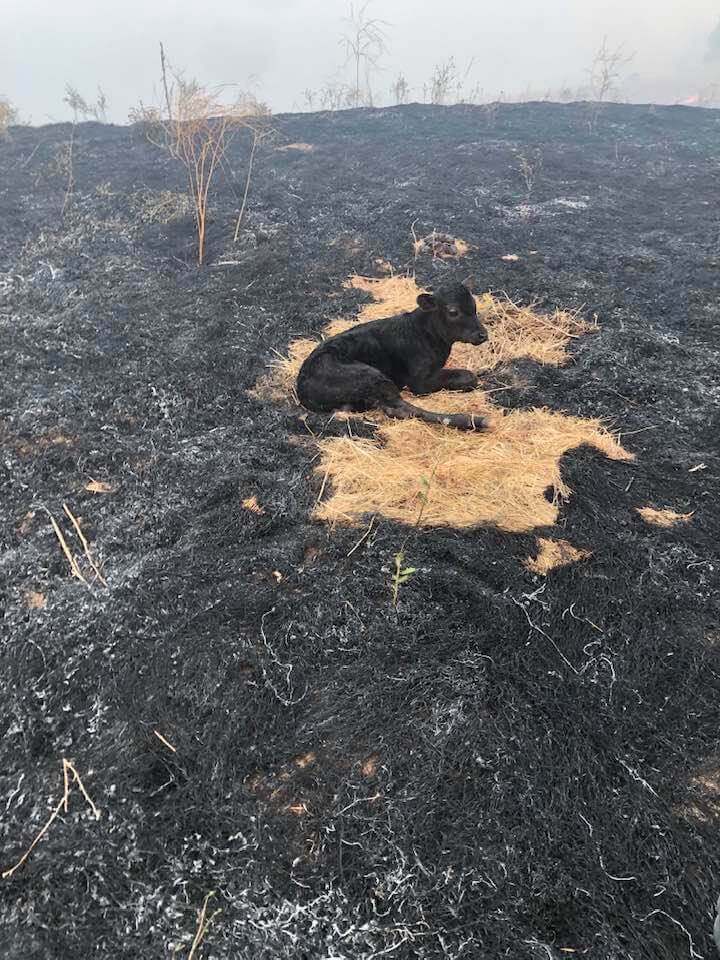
[444, 369, 478, 391]
[443, 413, 489, 431]
[458, 371, 479, 391]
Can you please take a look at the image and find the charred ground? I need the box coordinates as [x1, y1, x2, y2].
[1, 102, 719, 959]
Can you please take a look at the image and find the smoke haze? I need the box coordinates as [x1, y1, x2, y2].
[3, 0, 719, 122]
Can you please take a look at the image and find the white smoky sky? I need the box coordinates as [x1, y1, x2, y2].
[3, 0, 719, 123]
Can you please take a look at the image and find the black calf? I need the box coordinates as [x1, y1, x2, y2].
[296, 277, 489, 430]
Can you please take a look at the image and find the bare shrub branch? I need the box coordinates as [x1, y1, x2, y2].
[233, 121, 275, 242]
[390, 73, 409, 105]
[143, 46, 273, 264]
[585, 36, 635, 133]
[588, 37, 634, 103]
[63, 84, 107, 122]
[517, 149, 543, 197]
[341, 2, 390, 108]
[0, 96, 18, 136]
[426, 59, 458, 105]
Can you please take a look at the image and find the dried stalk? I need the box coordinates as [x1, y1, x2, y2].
[188, 891, 222, 960]
[2, 759, 100, 880]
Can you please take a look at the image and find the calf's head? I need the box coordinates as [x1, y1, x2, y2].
[416, 276, 487, 346]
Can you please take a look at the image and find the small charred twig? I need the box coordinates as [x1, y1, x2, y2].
[347, 514, 376, 556]
[233, 130, 257, 241]
[233, 125, 272, 242]
[187, 891, 222, 960]
[159, 42, 173, 123]
[19, 142, 41, 169]
[259, 609, 308, 706]
[61, 124, 75, 215]
[63, 503, 108, 586]
[410, 219, 421, 260]
[153, 730, 177, 753]
[2, 759, 99, 880]
[44, 507, 89, 587]
[512, 594, 579, 675]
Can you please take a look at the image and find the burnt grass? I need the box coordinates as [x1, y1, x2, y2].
[1, 102, 719, 960]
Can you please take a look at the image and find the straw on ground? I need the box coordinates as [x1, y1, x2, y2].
[258, 273, 632, 534]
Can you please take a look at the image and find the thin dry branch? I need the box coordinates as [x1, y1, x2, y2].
[62, 503, 108, 585]
[233, 121, 275, 242]
[188, 891, 222, 960]
[160, 42, 173, 123]
[154, 730, 177, 753]
[44, 507, 89, 587]
[341, 2, 390, 108]
[2, 759, 100, 880]
[61, 125, 75, 215]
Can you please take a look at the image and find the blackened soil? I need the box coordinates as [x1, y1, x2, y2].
[1, 102, 719, 960]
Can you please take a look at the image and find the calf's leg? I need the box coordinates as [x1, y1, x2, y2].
[435, 369, 478, 391]
[386, 398, 487, 431]
[298, 356, 403, 413]
[299, 356, 487, 431]
[406, 368, 479, 395]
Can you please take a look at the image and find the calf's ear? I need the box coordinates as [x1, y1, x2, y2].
[416, 292, 436, 311]
[462, 274, 476, 292]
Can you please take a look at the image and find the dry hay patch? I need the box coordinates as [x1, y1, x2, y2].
[686, 754, 720, 823]
[313, 407, 629, 532]
[241, 495, 266, 515]
[637, 506, 693, 527]
[259, 273, 633, 539]
[16, 433, 73, 455]
[25, 591, 48, 610]
[524, 538, 592, 574]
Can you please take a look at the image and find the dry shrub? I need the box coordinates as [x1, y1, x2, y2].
[134, 47, 272, 264]
[260, 273, 632, 534]
[0, 96, 18, 136]
[525, 537, 592, 574]
[165, 79, 270, 263]
[637, 506, 693, 527]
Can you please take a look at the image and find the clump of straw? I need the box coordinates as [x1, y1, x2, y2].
[258, 273, 633, 533]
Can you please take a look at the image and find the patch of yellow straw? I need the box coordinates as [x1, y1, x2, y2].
[525, 537, 592, 575]
[637, 507, 693, 528]
[257, 273, 634, 534]
[313, 407, 630, 532]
